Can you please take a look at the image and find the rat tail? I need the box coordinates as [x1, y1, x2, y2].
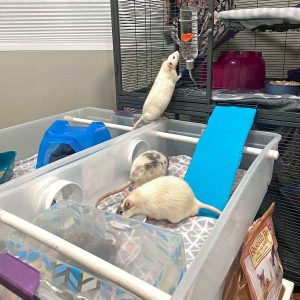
[132, 116, 144, 130]
[95, 181, 132, 208]
[195, 199, 222, 216]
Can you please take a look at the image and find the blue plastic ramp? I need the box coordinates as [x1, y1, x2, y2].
[184, 106, 256, 218]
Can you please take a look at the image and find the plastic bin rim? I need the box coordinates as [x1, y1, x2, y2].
[0, 107, 135, 131]
[171, 131, 281, 299]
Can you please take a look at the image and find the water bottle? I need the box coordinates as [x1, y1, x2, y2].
[180, 5, 198, 60]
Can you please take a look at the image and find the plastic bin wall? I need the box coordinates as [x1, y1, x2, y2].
[0, 107, 136, 192]
[0, 119, 280, 299]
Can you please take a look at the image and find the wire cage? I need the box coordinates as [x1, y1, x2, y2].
[111, 0, 300, 287]
[111, 0, 216, 117]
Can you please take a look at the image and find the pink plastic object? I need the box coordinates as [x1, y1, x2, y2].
[218, 51, 234, 64]
[201, 51, 234, 87]
[212, 51, 235, 88]
[212, 63, 224, 88]
[213, 51, 265, 90]
[223, 51, 241, 89]
[239, 51, 252, 89]
[239, 51, 265, 89]
[254, 52, 266, 89]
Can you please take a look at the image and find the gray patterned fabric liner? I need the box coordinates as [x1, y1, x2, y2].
[98, 155, 246, 268]
[12, 154, 38, 179]
[13, 154, 246, 268]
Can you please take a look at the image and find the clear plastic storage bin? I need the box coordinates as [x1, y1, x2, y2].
[7, 200, 186, 299]
[0, 107, 137, 192]
[0, 119, 281, 300]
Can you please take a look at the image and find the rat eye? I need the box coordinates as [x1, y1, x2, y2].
[173, 56, 175, 59]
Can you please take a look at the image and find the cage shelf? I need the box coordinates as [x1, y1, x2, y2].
[219, 7, 300, 33]
[223, 20, 300, 32]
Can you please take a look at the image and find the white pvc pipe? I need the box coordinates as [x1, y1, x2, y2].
[64, 116, 132, 131]
[152, 131, 279, 160]
[153, 130, 199, 144]
[0, 209, 171, 300]
[64, 116, 279, 160]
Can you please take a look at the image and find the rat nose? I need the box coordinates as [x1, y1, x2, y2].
[116, 205, 123, 215]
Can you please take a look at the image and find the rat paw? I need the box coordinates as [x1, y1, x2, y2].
[177, 74, 182, 82]
[166, 223, 177, 229]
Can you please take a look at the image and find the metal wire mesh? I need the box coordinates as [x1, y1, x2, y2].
[114, 0, 300, 109]
[214, 0, 300, 80]
[118, 0, 173, 92]
[212, 2, 300, 284]
[253, 121, 300, 286]
[115, 0, 214, 108]
[112, 0, 300, 286]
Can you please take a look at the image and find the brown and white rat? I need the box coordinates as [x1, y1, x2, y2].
[95, 150, 169, 208]
[117, 176, 222, 224]
[132, 51, 181, 129]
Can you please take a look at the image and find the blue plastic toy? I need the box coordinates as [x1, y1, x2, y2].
[36, 120, 111, 169]
[185, 106, 256, 218]
[0, 151, 17, 184]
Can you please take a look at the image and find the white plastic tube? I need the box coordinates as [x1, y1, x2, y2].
[64, 116, 279, 160]
[0, 209, 171, 300]
[152, 131, 279, 160]
[64, 116, 132, 131]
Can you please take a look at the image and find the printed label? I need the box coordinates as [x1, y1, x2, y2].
[249, 226, 273, 268]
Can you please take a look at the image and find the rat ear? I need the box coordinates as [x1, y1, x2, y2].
[168, 61, 173, 71]
[124, 198, 133, 209]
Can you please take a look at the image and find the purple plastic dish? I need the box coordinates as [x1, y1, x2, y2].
[0, 253, 40, 300]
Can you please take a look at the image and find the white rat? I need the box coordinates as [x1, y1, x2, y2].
[132, 51, 181, 129]
[117, 176, 222, 223]
[95, 150, 169, 208]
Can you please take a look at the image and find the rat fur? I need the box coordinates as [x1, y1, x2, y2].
[118, 176, 222, 223]
[95, 150, 169, 208]
[132, 51, 181, 129]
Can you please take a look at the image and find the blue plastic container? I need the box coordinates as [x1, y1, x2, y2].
[265, 81, 299, 95]
[36, 120, 111, 169]
[0, 151, 17, 184]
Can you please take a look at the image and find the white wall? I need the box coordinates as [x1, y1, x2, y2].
[0, 50, 116, 129]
